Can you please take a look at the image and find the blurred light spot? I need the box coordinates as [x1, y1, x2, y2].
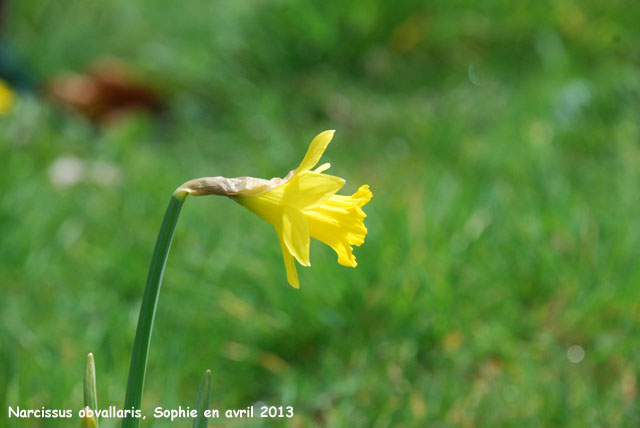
[224, 341, 250, 361]
[502, 385, 519, 404]
[621, 368, 637, 402]
[534, 29, 567, 70]
[0, 78, 16, 114]
[248, 114, 270, 141]
[253, 401, 266, 414]
[556, 3, 586, 37]
[49, 156, 121, 189]
[259, 352, 289, 374]
[324, 92, 352, 123]
[463, 208, 492, 241]
[482, 358, 503, 378]
[467, 61, 487, 87]
[615, 120, 639, 151]
[550, 231, 575, 255]
[141, 42, 175, 67]
[57, 219, 84, 250]
[389, 15, 427, 53]
[386, 364, 407, 387]
[3, 95, 48, 147]
[364, 46, 391, 77]
[90, 160, 121, 186]
[385, 136, 409, 162]
[443, 330, 464, 352]
[219, 290, 251, 320]
[410, 391, 427, 419]
[554, 79, 592, 127]
[48, 156, 86, 188]
[567, 345, 585, 363]
[528, 120, 554, 147]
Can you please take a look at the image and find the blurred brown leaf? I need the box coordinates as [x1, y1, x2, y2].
[48, 57, 164, 123]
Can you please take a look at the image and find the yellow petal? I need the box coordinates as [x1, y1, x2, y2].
[314, 163, 331, 173]
[230, 132, 371, 287]
[304, 185, 372, 267]
[281, 206, 311, 266]
[282, 171, 345, 210]
[307, 214, 362, 266]
[234, 192, 281, 226]
[329, 184, 372, 209]
[296, 130, 335, 174]
[278, 234, 300, 288]
[0, 79, 15, 115]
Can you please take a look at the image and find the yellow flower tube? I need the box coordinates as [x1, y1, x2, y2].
[177, 130, 372, 288]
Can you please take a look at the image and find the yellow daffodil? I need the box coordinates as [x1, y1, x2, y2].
[0, 79, 16, 115]
[177, 130, 372, 288]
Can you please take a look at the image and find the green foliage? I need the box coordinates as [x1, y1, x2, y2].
[1, 1, 640, 427]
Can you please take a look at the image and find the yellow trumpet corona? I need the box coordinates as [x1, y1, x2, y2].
[178, 131, 372, 288]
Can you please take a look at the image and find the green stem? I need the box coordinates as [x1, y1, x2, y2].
[122, 192, 187, 428]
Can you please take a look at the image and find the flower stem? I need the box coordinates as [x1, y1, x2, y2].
[122, 192, 187, 428]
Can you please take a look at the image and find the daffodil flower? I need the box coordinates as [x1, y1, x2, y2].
[123, 131, 370, 425]
[0, 79, 16, 115]
[177, 130, 372, 288]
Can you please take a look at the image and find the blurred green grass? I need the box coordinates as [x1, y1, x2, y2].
[1, 0, 640, 427]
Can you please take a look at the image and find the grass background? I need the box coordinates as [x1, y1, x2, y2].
[1, 0, 640, 426]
